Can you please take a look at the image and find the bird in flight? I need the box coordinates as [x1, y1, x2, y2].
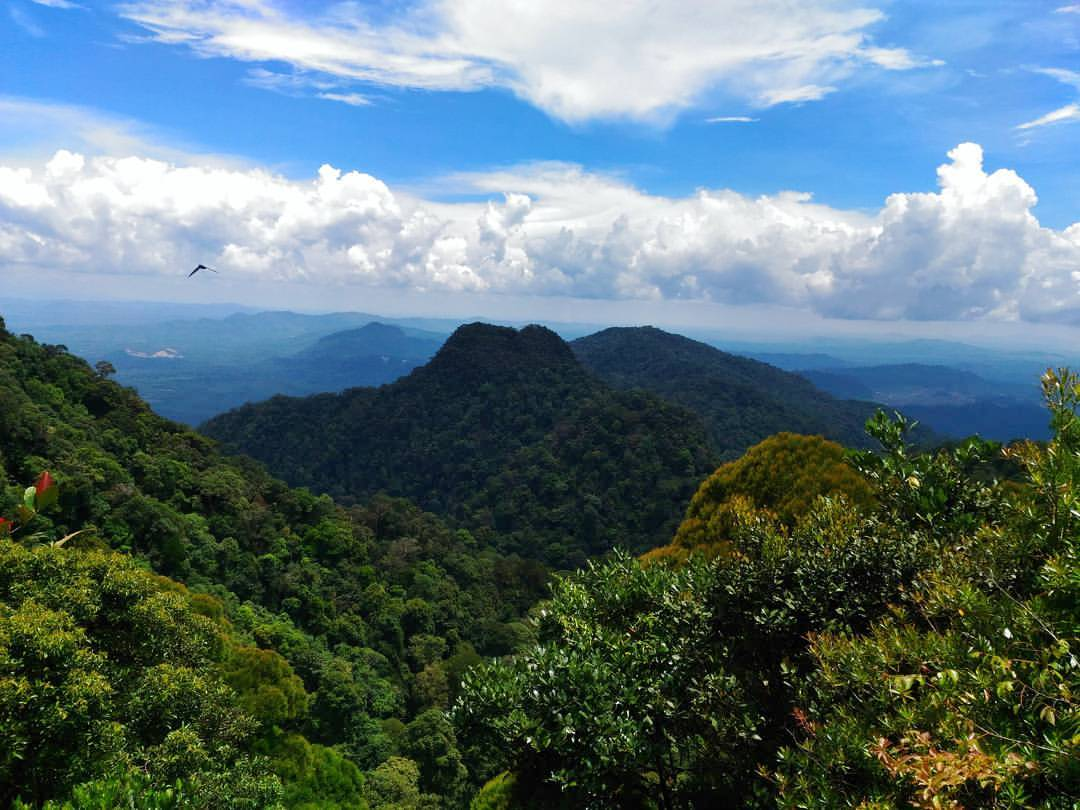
[188, 264, 217, 277]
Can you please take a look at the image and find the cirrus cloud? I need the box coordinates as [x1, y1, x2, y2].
[0, 143, 1077, 323]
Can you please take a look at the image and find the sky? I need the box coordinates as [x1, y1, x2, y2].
[1, 0, 1079, 341]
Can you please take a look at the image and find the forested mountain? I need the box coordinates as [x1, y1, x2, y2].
[0, 315, 546, 807]
[571, 326, 881, 458]
[203, 323, 717, 569]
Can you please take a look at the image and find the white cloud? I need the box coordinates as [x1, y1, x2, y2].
[117, 0, 935, 123]
[1, 142, 1078, 322]
[1033, 67, 1080, 90]
[1056, 4, 1080, 12]
[0, 97, 250, 169]
[759, 84, 836, 106]
[242, 67, 371, 105]
[317, 92, 370, 107]
[1018, 67, 1080, 130]
[706, 116, 758, 123]
[859, 46, 944, 70]
[30, 0, 85, 9]
[1017, 103, 1080, 130]
[10, 5, 46, 37]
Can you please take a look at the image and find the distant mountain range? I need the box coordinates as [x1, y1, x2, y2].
[801, 363, 1049, 441]
[6, 300, 1061, 443]
[11, 313, 445, 424]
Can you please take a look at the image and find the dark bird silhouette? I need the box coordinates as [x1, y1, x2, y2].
[188, 264, 217, 277]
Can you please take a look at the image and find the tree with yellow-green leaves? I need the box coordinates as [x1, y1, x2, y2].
[646, 432, 874, 563]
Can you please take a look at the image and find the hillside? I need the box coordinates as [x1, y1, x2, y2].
[203, 323, 718, 568]
[0, 315, 546, 806]
[571, 326, 880, 457]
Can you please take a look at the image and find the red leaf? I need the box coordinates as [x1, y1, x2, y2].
[33, 471, 58, 511]
[35, 471, 55, 497]
[0, 517, 11, 536]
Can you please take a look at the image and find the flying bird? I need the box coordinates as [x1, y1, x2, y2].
[188, 264, 217, 278]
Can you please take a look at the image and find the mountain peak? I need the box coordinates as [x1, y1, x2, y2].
[429, 323, 577, 377]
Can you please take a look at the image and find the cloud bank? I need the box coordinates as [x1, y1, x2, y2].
[118, 0, 929, 122]
[1, 144, 1078, 323]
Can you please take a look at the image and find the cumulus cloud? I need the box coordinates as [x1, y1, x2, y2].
[1, 144, 1078, 322]
[117, 0, 933, 122]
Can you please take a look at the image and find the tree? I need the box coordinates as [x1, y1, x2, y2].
[0, 540, 280, 806]
[652, 432, 874, 562]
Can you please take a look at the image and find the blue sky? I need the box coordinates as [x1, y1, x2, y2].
[1, 0, 1079, 335]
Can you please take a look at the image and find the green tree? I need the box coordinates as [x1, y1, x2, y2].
[0, 541, 279, 807]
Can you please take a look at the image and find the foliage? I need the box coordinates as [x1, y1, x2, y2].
[468, 773, 519, 810]
[0, 316, 546, 805]
[457, 371, 1080, 807]
[0, 538, 282, 807]
[651, 432, 874, 562]
[13, 772, 187, 809]
[11, 308, 1076, 808]
[362, 757, 439, 809]
[203, 324, 717, 568]
[770, 370, 1080, 808]
[456, 493, 923, 807]
[850, 409, 1004, 538]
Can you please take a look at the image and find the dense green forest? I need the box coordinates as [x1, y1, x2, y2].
[203, 324, 718, 569]
[457, 377, 1079, 808]
[2, 312, 1077, 808]
[0, 316, 546, 807]
[570, 327, 881, 457]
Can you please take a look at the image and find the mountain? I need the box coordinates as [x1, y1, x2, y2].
[203, 323, 718, 568]
[801, 363, 1032, 405]
[0, 314, 546, 805]
[570, 326, 881, 458]
[66, 319, 445, 425]
[717, 335, 1077, 382]
[803, 363, 1049, 441]
[294, 321, 441, 360]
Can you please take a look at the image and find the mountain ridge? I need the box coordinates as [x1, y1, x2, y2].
[571, 325, 881, 457]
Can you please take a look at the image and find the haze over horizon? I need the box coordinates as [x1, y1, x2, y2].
[3, 0, 1079, 342]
